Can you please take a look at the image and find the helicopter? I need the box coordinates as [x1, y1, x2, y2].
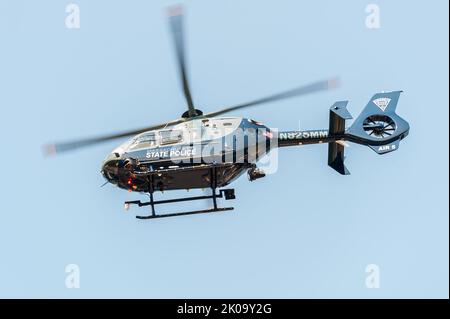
[44, 5, 410, 219]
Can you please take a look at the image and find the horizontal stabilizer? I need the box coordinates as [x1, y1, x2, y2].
[329, 101, 352, 135]
[328, 101, 352, 175]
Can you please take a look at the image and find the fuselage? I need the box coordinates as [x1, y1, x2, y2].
[101, 117, 274, 192]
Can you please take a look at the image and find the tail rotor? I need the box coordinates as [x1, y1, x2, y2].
[327, 91, 410, 174]
[362, 115, 396, 139]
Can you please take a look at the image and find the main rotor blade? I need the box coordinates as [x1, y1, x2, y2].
[43, 118, 185, 156]
[167, 5, 197, 118]
[204, 78, 340, 118]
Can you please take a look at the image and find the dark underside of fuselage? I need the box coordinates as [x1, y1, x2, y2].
[102, 160, 251, 193]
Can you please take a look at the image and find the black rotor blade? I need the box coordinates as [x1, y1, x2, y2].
[167, 5, 197, 117]
[363, 123, 385, 130]
[203, 78, 340, 118]
[43, 118, 185, 156]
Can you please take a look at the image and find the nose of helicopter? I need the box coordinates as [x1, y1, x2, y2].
[101, 153, 122, 183]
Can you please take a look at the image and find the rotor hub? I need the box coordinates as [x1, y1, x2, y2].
[181, 109, 203, 118]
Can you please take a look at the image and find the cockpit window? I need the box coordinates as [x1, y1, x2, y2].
[129, 133, 157, 150]
[137, 133, 156, 143]
[160, 130, 183, 145]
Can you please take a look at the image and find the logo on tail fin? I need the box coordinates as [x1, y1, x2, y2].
[373, 98, 391, 112]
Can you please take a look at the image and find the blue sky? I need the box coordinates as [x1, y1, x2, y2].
[0, 0, 448, 298]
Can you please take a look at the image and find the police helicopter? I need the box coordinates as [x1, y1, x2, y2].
[44, 5, 410, 219]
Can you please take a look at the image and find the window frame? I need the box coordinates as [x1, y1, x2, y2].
[159, 129, 184, 145]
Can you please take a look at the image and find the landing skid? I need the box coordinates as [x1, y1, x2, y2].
[124, 165, 236, 219]
[136, 208, 234, 219]
[125, 189, 235, 219]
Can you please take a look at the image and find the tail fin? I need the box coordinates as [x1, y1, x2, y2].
[347, 91, 410, 154]
[361, 91, 402, 114]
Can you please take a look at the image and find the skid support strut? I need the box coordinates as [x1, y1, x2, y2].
[125, 166, 236, 219]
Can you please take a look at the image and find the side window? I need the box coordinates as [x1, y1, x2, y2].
[160, 130, 183, 145]
[130, 133, 157, 150]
